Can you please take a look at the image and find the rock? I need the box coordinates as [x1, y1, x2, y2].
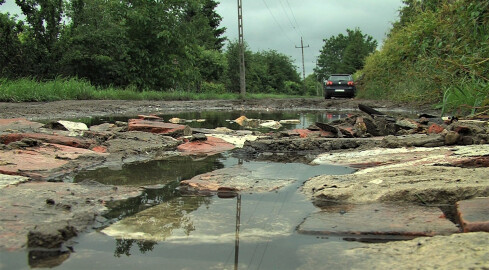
[382, 134, 445, 148]
[0, 181, 142, 250]
[457, 197, 489, 232]
[428, 123, 446, 134]
[0, 174, 29, 189]
[234, 115, 248, 126]
[189, 133, 207, 141]
[445, 131, 460, 145]
[27, 223, 78, 249]
[259, 120, 282, 129]
[0, 143, 106, 179]
[279, 119, 301, 124]
[128, 119, 187, 135]
[297, 232, 489, 269]
[396, 118, 419, 130]
[0, 118, 44, 133]
[138, 114, 161, 120]
[207, 133, 258, 148]
[169, 117, 186, 124]
[180, 165, 294, 193]
[0, 133, 95, 149]
[306, 145, 489, 205]
[297, 203, 458, 237]
[177, 136, 235, 156]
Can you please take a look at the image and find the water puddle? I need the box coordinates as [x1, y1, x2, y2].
[62, 111, 351, 131]
[53, 158, 358, 270]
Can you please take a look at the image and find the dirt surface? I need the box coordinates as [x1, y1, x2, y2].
[0, 98, 434, 120]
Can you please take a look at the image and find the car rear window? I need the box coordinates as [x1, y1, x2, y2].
[329, 75, 351, 81]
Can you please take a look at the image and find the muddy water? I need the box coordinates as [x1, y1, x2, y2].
[62, 158, 357, 270]
[65, 110, 350, 131]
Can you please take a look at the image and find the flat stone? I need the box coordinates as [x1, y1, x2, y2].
[0, 144, 104, 179]
[0, 133, 94, 149]
[0, 118, 44, 133]
[297, 232, 489, 269]
[457, 197, 489, 232]
[306, 145, 489, 204]
[127, 119, 187, 135]
[177, 136, 235, 155]
[180, 165, 294, 193]
[0, 181, 141, 250]
[0, 174, 29, 189]
[297, 203, 458, 237]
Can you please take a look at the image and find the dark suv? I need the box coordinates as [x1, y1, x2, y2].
[324, 74, 356, 99]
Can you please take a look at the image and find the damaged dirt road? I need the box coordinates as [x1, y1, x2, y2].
[0, 98, 488, 269]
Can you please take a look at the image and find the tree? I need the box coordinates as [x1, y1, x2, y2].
[315, 28, 377, 81]
[15, 0, 64, 77]
[0, 12, 25, 78]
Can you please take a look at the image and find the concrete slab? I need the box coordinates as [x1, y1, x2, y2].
[457, 197, 489, 232]
[297, 203, 459, 237]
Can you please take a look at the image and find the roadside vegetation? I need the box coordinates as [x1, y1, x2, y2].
[356, 0, 489, 116]
[0, 0, 310, 101]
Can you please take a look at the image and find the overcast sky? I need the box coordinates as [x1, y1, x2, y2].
[1, 0, 404, 77]
[216, 0, 404, 76]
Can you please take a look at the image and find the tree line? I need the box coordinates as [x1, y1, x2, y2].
[1, 0, 305, 95]
[1, 0, 381, 96]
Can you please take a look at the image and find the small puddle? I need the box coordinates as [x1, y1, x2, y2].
[60, 110, 351, 131]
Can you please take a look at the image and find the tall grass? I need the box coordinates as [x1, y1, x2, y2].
[439, 77, 489, 117]
[0, 77, 301, 102]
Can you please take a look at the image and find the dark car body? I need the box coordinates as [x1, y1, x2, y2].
[324, 74, 356, 99]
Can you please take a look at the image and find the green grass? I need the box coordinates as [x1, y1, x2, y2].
[0, 77, 303, 102]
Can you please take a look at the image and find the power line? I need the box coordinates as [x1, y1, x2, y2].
[261, 0, 295, 45]
[278, 0, 302, 39]
[285, 0, 305, 38]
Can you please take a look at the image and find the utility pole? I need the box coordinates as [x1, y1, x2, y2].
[237, 0, 246, 97]
[295, 36, 309, 82]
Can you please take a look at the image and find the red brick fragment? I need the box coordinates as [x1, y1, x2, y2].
[177, 136, 235, 156]
[128, 119, 186, 134]
[457, 197, 489, 233]
[428, 123, 445, 134]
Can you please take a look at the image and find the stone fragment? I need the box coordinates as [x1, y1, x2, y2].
[128, 119, 186, 135]
[457, 197, 489, 232]
[0, 118, 44, 133]
[169, 117, 186, 124]
[445, 131, 460, 145]
[259, 120, 282, 129]
[138, 114, 161, 120]
[428, 123, 445, 134]
[396, 118, 419, 130]
[0, 133, 94, 149]
[27, 223, 78, 249]
[298, 203, 458, 237]
[0, 174, 29, 189]
[279, 119, 300, 124]
[177, 136, 235, 155]
[234, 115, 248, 126]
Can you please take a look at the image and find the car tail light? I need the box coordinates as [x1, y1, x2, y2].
[326, 81, 333, 86]
[348, 81, 354, 86]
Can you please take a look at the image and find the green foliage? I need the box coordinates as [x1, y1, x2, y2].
[315, 28, 377, 82]
[304, 74, 322, 96]
[440, 77, 489, 116]
[359, 0, 489, 113]
[0, 13, 24, 78]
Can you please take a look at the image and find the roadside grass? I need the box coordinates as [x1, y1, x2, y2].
[438, 77, 489, 117]
[0, 77, 302, 102]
